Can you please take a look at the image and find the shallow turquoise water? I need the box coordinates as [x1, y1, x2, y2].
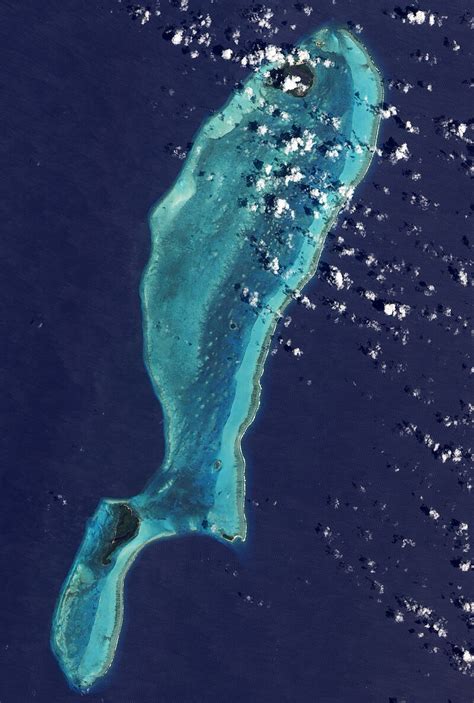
[51, 26, 383, 692]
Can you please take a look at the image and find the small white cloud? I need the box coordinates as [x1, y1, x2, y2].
[274, 198, 289, 218]
[390, 143, 410, 164]
[407, 10, 427, 25]
[171, 29, 184, 45]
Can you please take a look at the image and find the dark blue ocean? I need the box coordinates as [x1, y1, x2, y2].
[1, 1, 472, 701]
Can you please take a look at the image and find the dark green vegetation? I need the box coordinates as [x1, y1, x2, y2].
[267, 62, 315, 97]
[100, 504, 140, 566]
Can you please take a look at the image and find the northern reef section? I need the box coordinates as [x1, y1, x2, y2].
[51, 27, 383, 692]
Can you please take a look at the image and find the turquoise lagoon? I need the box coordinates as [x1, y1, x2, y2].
[51, 27, 383, 691]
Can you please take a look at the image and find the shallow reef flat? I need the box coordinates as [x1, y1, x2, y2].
[51, 26, 383, 692]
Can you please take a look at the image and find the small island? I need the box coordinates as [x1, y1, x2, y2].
[51, 26, 383, 692]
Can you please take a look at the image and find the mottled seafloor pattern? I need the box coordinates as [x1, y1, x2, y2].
[1, 1, 472, 702]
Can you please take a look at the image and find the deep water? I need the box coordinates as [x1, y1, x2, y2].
[1, 1, 472, 702]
